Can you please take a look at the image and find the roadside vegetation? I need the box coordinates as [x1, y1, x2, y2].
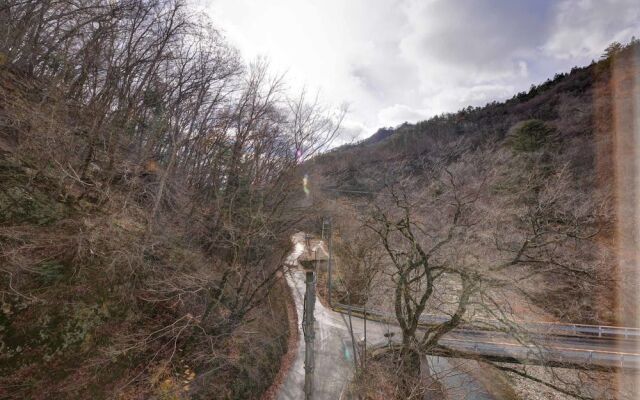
[0, 1, 338, 398]
[1, 1, 638, 398]
[311, 40, 640, 399]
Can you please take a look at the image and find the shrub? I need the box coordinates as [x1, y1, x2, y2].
[508, 119, 556, 152]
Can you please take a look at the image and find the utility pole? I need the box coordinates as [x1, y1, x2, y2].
[327, 216, 333, 307]
[302, 236, 317, 400]
[363, 304, 367, 370]
[346, 292, 359, 369]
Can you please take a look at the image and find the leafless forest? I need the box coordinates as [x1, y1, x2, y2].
[0, 0, 339, 398]
[311, 41, 639, 399]
[1, 1, 639, 399]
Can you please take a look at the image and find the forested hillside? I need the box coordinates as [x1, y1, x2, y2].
[311, 40, 640, 327]
[1, 0, 638, 398]
[318, 40, 638, 190]
[0, 1, 337, 398]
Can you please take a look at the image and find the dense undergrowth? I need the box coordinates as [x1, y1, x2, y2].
[0, 0, 336, 398]
[0, 124, 292, 399]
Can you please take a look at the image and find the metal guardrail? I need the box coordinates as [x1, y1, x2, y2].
[332, 302, 640, 340]
[517, 321, 640, 339]
[367, 336, 640, 370]
[435, 339, 640, 370]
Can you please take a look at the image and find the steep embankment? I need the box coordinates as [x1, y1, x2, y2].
[1, 1, 342, 397]
[0, 68, 290, 399]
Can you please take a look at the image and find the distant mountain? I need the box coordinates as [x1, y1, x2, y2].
[309, 39, 640, 325]
[313, 39, 638, 195]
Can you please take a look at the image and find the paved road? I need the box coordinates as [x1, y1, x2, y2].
[278, 234, 494, 400]
[277, 267, 362, 400]
[277, 234, 640, 399]
[278, 267, 497, 400]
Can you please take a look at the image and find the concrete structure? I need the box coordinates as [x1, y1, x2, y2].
[298, 238, 329, 272]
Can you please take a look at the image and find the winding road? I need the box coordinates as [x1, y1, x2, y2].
[277, 234, 640, 399]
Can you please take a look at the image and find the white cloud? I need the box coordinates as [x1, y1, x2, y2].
[544, 0, 640, 60]
[332, 118, 370, 147]
[378, 104, 430, 127]
[195, 0, 639, 143]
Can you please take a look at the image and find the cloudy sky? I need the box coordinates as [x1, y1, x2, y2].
[196, 0, 639, 143]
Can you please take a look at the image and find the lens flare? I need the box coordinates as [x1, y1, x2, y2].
[605, 49, 640, 397]
[303, 174, 310, 196]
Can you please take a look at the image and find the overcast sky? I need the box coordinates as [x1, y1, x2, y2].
[196, 0, 639, 143]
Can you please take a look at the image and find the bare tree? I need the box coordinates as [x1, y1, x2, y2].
[0, 1, 344, 398]
[363, 150, 608, 397]
[333, 215, 385, 306]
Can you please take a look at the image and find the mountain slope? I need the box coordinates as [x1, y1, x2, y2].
[309, 40, 640, 326]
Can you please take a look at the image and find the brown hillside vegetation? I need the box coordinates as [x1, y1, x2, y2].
[0, 0, 337, 398]
[311, 40, 640, 328]
[303, 40, 640, 400]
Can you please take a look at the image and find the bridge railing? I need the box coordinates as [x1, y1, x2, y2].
[368, 337, 640, 370]
[436, 338, 640, 370]
[332, 302, 640, 340]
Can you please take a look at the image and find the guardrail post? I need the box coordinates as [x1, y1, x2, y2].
[598, 326, 602, 338]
